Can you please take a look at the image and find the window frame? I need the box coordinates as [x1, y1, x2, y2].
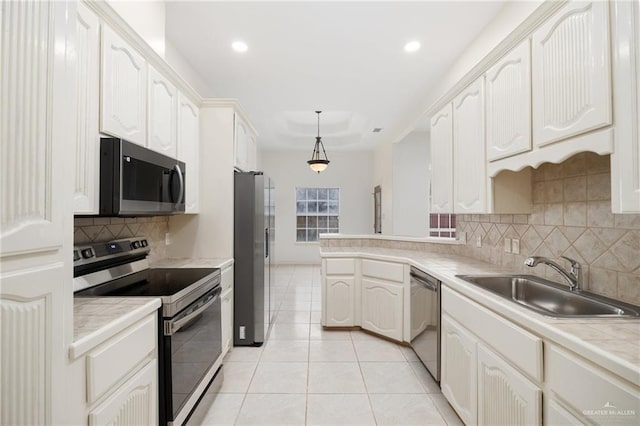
[295, 187, 340, 243]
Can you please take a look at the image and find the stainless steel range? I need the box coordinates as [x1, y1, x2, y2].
[73, 237, 223, 425]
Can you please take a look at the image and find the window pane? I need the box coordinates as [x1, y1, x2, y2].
[329, 216, 339, 228]
[430, 231, 439, 237]
[318, 201, 328, 213]
[441, 232, 451, 238]
[429, 214, 438, 228]
[317, 188, 328, 200]
[451, 215, 456, 228]
[296, 216, 306, 227]
[441, 215, 450, 228]
[308, 201, 318, 214]
[296, 201, 306, 214]
[296, 188, 307, 201]
[296, 229, 307, 241]
[308, 216, 317, 228]
[308, 229, 318, 241]
[328, 201, 338, 214]
[329, 189, 339, 200]
[307, 188, 318, 200]
[318, 216, 328, 228]
[328, 228, 339, 234]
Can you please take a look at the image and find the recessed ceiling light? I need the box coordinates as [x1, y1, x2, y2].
[404, 41, 421, 53]
[232, 41, 248, 53]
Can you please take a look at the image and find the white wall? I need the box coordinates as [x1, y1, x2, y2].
[373, 143, 394, 234]
[108, 0, 166, 56]
[392, 131, 430, 237]
[165, 41, 214, 97]
[262, 150, 374, 264]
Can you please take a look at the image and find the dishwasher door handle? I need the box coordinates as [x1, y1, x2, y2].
[410, 273, 438, 292]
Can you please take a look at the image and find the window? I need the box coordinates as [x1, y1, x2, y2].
[429, 213, 456, 238]
[296, 188, 339, 242]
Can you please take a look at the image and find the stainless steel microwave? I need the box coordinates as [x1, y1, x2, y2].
[99, 138, 186, 216]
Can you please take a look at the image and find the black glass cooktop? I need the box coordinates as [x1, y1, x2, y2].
[76, 267, 219, 299]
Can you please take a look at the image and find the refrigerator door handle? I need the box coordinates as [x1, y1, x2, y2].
[265, 227, 269, 258]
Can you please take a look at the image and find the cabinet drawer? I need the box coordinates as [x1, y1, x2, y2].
[546, 345, 640, 424]
[221, 265, 234, 292]
[86, 314, 156, 403]
[442, 286, 542, 382]
[361, 259, 404, 282]
[325, 258, 355, 275]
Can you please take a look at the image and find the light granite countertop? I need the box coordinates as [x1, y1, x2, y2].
[321, 246, 640, 387]
[70, 297, 161, 360]
[151, 257, 234, 270]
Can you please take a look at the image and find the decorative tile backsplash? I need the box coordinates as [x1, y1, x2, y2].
[453, 153, 640, 306]
[74, 216, 169, 263]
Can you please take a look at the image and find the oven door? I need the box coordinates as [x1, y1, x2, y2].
[163, 286, 222, 422]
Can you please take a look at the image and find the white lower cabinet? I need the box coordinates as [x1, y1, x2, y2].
[441, 314, 478, 425]
[221, 265, 234, 355]
[545, 399, 584, 425]
[88, 360, 157, 426]
[80, 313, 158, 425]
[325, 277, 356, 326]
[546, 344, 640, 425]
[477, 343, 541, 425]
[361, 278, 403, 341]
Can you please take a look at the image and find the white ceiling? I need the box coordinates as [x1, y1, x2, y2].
[165, 1, 507, 151]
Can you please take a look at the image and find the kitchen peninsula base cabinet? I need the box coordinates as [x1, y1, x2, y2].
[322, 257, 409, 342]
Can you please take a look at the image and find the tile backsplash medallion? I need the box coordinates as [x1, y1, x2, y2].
[454, 153, 640, 306]
[74, 216, 169, 263]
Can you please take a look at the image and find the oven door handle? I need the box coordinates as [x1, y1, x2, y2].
[165, 287, 221, 336]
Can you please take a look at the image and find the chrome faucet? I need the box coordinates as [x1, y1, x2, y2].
[524, 256, 583, 291]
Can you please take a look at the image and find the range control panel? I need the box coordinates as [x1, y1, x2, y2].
[73, 237, 150, 266]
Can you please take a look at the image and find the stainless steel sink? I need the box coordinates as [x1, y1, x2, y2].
[455, 274, 640, 318]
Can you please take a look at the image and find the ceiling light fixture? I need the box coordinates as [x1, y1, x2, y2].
[404, 40, 421, 53]
[232, 41, 248, 52]
[307, 111, 330, 173]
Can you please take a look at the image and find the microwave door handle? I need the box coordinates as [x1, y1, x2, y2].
[174, 164, 185, 204]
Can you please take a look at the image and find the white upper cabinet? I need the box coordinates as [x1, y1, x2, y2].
[101, 26, 147, 146]
[486, 39, 532, 161]
[74, 2, 101, 214]
[611, 0, 640, 213]
[532, 1, 611, 147]
[148, 65, 177, 157]
[234, 114, 257, 172]
[1, 0, 70, 256]
[234, 115, 250, 171]
[177, 93, 200, 213]
[430, 103, 454, 213]
[453, 77, 486, 213]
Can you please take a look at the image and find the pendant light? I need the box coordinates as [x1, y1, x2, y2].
[307, 110, 330, 173]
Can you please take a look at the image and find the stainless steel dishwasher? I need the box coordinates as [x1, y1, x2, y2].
[409, 266, 441, 382]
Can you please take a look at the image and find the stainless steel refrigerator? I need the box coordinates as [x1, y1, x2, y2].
[234, 171, 275, 346]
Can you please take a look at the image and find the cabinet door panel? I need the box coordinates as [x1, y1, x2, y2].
[486, 40, 532, 161]
[430, 103, 454, 213]
[101, 26, 146, 145]
[532, 1, 611, 146]
[235, 117, 249, 171]
[177, 93, 200, 213]
[74, 2, 101, 214]
[477, 343, 541, 426]
[453, 78, 486, 213]
[441, 315, 477, 425]
[1, 0, 67, 256]
[611, 0, 640, 212]
[360, 278, 403, 341]
[88, 360, 157, 426]
[325, 277, 355, 326]
[148, 66, 177, 157]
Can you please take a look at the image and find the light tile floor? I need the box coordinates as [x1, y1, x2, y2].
[187, 265, 463, 426]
